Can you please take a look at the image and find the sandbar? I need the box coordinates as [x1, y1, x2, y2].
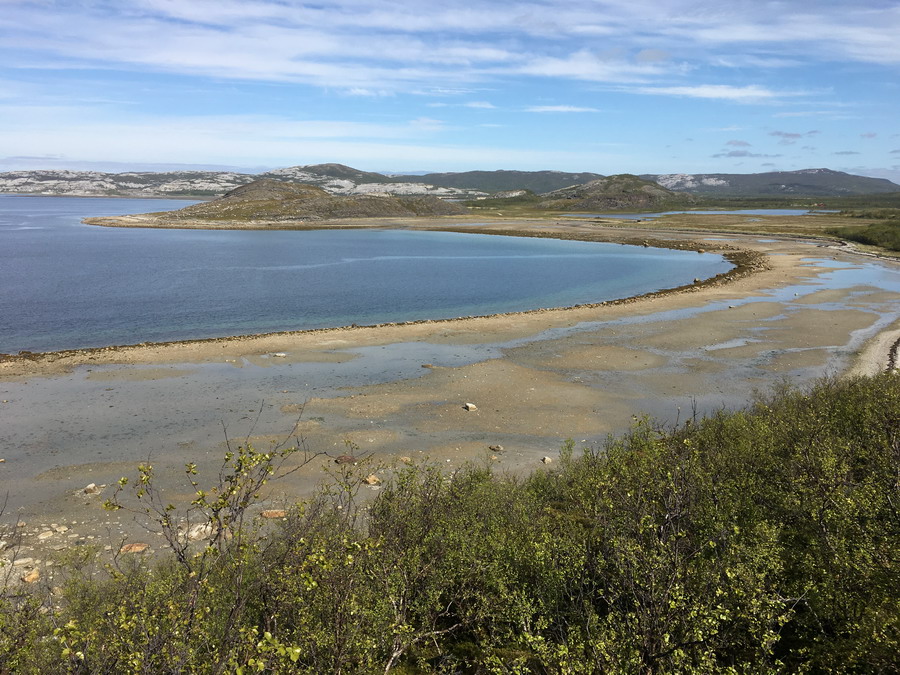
[1, 217, 899, 566]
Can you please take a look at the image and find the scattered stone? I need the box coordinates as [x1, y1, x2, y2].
[463, 402, 477, 411]
[21, 569, 40, 584]
[260, 510, 288, 519]
[119, 543, 149, 554]
[541, 456, 553, 464]
[186, 523, 213, 541]
[363, 474, 382, 486]
[488, 445, 504, 453]
[334, 454, 357, 465]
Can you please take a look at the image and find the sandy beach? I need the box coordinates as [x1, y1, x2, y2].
[2, 216, 899, 565]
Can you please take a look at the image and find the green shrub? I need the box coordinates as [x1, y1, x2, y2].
[2, 373, 898, 673]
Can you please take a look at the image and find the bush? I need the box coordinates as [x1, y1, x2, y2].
[1, 373, 898, 672]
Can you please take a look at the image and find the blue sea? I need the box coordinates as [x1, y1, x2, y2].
[0, 195, 733, 353]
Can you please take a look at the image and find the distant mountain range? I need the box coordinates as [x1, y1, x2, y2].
[0, 164, 896, 199]
[641, 169, 900, 197]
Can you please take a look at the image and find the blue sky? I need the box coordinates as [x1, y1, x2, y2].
[1, 0, 899, 181]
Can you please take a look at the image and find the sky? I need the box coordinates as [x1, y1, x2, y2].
[1, 0, 899, 181]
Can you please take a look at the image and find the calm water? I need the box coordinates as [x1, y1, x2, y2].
[0, 196, 732, 353]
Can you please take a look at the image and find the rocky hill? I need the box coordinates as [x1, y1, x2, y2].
[392, 169, 605, 194]
[150, 178, 468, 222]
[539, 174, 696, 211]
[0, 169, 253, 197]
[642, 168, 900, 196]
[0, 164, 485, 199]
[3, 164, 896, 200]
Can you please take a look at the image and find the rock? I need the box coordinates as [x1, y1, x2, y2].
[463, 402, 477, 411]
[119, 543, 149, 554]
[260, 509, 288, 519]
[186, 523, 213, 540]
[334, 454, 357, 465]
[488, 445, 504, 452]
[83, 483, 101, 495]
[363, 474, 382, 486]
[541, 456, 553, 464]
[21, 569, 40, 584]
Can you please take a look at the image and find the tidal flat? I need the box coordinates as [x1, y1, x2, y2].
[1, 216, 899, 561]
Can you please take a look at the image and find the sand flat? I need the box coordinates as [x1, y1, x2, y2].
[1, 218, 898, 551]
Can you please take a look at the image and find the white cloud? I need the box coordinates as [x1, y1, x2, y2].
[526, 105, 600, 113]
[632, 84, 800, 103]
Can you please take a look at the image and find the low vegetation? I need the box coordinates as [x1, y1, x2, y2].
[155, 179, 467, 222]
[829, 209, 900, 252]
[2, 372, 899, 672]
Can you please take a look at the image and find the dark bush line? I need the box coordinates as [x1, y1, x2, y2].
[2, 373, 899, 673]
[829, 221, 900, 252]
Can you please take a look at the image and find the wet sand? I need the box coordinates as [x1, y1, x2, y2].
[2, 217, 899, 568]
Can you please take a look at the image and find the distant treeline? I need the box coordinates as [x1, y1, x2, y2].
[2, 373, 899, 672]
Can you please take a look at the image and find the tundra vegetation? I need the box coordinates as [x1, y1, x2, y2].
[1, 372, 899, 673]
[830, 209, 900, 252]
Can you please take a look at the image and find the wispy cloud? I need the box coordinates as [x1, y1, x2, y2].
[632, 84, 799, 103]
[526, 105, 600, 113]
[770, 130, 818, 145]
[712, 150, 781, 158]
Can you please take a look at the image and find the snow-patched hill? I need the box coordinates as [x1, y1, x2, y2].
[0, 164, 487, 199]
[641, 169, 899, 196]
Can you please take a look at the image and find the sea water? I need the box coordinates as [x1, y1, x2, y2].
[0, 195, 732, 353]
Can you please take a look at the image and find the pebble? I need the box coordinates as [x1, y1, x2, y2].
[119, 543, 149, 554]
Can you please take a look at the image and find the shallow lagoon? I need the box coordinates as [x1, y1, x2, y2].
[0, 196, 732, 353]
